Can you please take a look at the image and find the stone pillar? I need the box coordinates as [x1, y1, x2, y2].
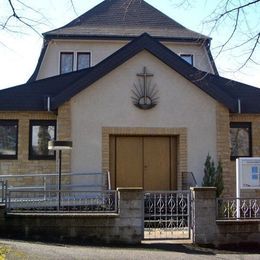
[191, 187, 217, 245]
[116, 187, 144, 244]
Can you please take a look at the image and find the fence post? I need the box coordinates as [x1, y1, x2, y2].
[191, 187, 217, 245]
[116, 187, 144, 243]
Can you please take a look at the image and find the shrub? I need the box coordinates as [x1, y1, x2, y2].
[202, 154, 224, 197]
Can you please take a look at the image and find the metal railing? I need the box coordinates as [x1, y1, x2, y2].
[6, 190, 118, 213]
[217, 198, 260, 220]
[0, 172, 111, 192]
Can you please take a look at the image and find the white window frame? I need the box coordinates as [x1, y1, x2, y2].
[59, 51, 74, 74]
[77, 52, 91, 70]
[59, 51, 92, 74]
[179, 54, 194, 66]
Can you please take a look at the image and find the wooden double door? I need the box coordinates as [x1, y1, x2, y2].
[109, 136, 177, 190]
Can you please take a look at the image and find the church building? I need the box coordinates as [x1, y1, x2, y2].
[0, 0, 260, 197]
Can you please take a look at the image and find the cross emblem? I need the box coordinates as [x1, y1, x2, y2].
[131, 67, 159, 110]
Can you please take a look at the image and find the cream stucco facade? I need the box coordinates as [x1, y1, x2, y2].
[37, 39, 215, 80]
[70, 50, 217, 186]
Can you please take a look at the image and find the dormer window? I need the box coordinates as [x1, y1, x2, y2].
[77, 52, 91, 70]
[60, 52, 73, 74]
[60, 52, 91, 74]
[180, 54, 193, 65]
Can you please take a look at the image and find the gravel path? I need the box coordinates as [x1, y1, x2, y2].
[1, 239, 260, 260]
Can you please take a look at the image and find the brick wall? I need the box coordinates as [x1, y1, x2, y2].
[0, 102, 71, 186]
[0, 111, 57, 180]
[229, 114, 260, 197]
[216, 103, 232, 196]
[216, 104, 260, 197]
[57, 102, 72, 174]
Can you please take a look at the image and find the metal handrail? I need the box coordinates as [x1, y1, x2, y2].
[0, 172, 106, 178]
[0, 172, 108, 192]
[6, 189, 118, 214]
[181, 172, 197, 189]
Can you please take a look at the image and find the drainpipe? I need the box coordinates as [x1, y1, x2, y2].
[45, 96, 51, 112]
[237, 99, 241, 114]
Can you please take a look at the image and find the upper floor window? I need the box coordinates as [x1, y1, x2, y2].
[230, 122, 252, 160]
[29, 120, 56, 160]
[60, 52, 91, 74]
[60, 52, 73, 74]
[77, 52, 91, 70]
[180, 54, 193, 65]
[0, 120, 18, 159]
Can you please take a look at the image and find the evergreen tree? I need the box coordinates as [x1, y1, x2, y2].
[202, 154, 224, 197]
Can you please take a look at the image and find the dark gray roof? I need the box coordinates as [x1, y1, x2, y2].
[0, 69, 91, 111]
[0, 33, 259, 113]
[44, 0, 209, 40]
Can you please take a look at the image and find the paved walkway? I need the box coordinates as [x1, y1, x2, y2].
[1, 239, 260, 260]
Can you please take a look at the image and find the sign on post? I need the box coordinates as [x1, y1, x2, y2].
[236, 158, 260, 218]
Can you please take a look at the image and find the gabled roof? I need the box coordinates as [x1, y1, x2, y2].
[44, 0, 208, 41]
[0, 33, 259, 113]
[50, 33, 235, 111]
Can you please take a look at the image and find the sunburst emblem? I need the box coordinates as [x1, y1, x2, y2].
[131, 67, 159, 110]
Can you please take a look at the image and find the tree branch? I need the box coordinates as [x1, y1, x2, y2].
[4, 0, 43, 37]
[214, 8, 240, 58]
[237, 32, 260, 70]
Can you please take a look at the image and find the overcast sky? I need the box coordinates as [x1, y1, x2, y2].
[0, 0, 259, 89]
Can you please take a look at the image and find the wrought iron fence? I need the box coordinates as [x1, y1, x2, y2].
[217, 198, 260, 220]
[6, 190, 118, 213]
[144, 191, 191, 239]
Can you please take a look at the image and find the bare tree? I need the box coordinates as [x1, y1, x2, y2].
[205, 0, 260, 70]
[169, 0, 260, 71]
[0, 0, 47, 36]
[1, 0, 259, 70]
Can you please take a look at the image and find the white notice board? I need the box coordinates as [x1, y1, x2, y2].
[236, 158, 260, 190]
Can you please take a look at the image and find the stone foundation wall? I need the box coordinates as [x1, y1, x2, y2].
[0, 187, 259, 245]
[0, 188, 143, 244]
[191, 187, 260, 246]
[216, 220, 260, 246]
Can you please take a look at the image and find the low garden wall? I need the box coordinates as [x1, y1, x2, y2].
[191, 187, 260, 247]
[216, 220, 260, 246]
[0, 188, 144, 244]
[0, 187, 259, 246]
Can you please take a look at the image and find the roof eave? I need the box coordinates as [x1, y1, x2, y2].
[43, 33, 209, 43]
